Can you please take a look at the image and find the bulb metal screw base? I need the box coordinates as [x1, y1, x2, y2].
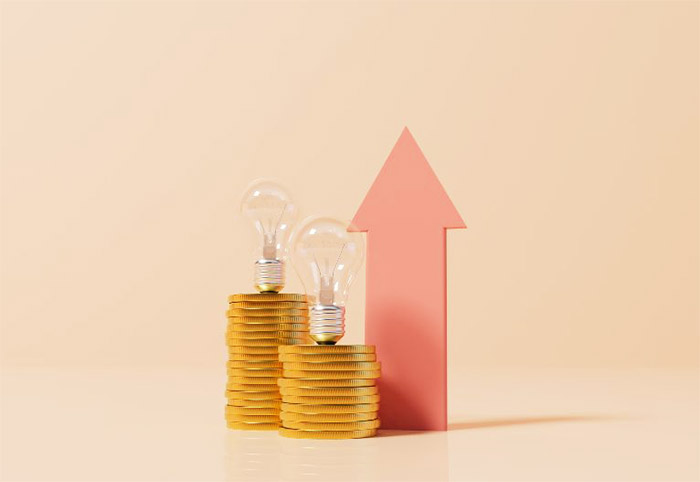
[310, 304, 345, 345]
[254, 259, 284, 293]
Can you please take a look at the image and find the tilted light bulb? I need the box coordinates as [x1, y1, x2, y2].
[240, 180, 297, 293]
[292, 217, 364, 344]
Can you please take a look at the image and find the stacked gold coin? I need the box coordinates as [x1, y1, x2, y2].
[277, 345, 381, 439]
[226, 293, 311, 430]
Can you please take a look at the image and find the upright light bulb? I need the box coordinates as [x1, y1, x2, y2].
[240, 180, 297, 292]
[292, 217, 364, 344]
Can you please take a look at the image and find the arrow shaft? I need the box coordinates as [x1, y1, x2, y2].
[364, 228, 448, 430]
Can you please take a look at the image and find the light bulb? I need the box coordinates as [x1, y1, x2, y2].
[240, 180, 297, 292]
[292, 217, 364, 344]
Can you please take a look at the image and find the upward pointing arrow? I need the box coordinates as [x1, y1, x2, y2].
[352, 127, 466, 431]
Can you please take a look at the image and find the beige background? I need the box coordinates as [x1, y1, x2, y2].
[1, 2, 698, 480]
[2, 0, 697, 371]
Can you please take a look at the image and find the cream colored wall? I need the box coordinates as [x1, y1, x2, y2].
[1, 1, 697, 370]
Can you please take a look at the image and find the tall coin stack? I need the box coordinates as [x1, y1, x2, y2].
[226, 293, 311, 430]
[277, 345, 381, 439]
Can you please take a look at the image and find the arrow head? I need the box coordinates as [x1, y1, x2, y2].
[352, 127, 466, 231]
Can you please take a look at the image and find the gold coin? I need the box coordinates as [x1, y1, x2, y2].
[228, 293, 307, 303]
[227, 399, 281, 408]
[225, 413, 280, 423]
[227, 338, 308, 346]
[226, 383, 278, 392]
[225, 384, 278, 392]
[229, 301, 308, 309]
[229, 345, 308, 352]
[228, 316, 308, 324]
[227, 331, 308, 339]
[281, 403, 379, 414]
[225, 381, 278, 388]
[227, 336, 307, 345]
[282, 361, 380, 371]
[283, 370, 381, 380]
[226, 376, 279, 385]
[229, 346, 280, 355]
[227, 421, 279, 431]
[278, 378, 376, 388]
[228, 363, 282, 370]
[226, 397, 280, 406]
[227, 360, 282, 369]
[279, 386, 378, 397]
[280, 411, 378, 423]
[227, 332, 308, 341]
[228, 353, 280, 362]
[228, 341, 305, 349]
[227, 338, 309, 347]
[227, 368, 282, 377]
[281, 394, 380, 405]
[228, 343, 308, 350]
[282, 419, 380, 431]
[279, 353, 376, 362]
[226, 391, 280, 401]
[225, 406, 280, 416]
[278, 345, 375, 354]
[228, 324, 309, 332]
[226, 308, 306, 317]
[278, 427, 376, 439]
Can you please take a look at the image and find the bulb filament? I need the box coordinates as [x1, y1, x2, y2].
[261, 203, 287, 260]
[313, 243, 346, 306]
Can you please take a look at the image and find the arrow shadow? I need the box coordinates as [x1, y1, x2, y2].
[448, 414, 622, 430]
[376, 414, 620, 436]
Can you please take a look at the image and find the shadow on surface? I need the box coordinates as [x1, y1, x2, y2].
[374, 414, 621, 436]
[376, 429, 427, 437]
[449, 414, 619, 430]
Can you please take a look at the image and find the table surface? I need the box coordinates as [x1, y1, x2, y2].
[2, 368, 698, 481]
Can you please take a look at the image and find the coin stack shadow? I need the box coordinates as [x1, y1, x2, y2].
[226, 293, 311, 430]
[277, 345, 381, 439]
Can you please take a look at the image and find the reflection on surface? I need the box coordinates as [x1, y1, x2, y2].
[279, 436, 377, 481]
[225, 429, 448, 482]
[225, 430, 282, 481]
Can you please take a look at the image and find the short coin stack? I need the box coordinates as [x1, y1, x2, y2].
[226, 293, 311, 430]
[277, 345, 381, 439]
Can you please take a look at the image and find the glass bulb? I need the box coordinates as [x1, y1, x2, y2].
[292, 217, 364, 344]
[240, 180, 297, 292]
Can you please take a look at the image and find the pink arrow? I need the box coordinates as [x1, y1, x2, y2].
[352, 127, 466, 431]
